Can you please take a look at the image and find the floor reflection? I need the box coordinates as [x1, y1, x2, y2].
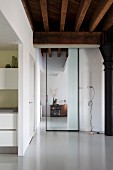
[1, 124, 113, 170]
[46, 117, 67, 130]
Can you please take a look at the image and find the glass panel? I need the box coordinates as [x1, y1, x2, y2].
[46, 49, 78, 131]
[67, 49, 78, 130]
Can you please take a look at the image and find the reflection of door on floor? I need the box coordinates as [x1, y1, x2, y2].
[29, 55, 35, 141]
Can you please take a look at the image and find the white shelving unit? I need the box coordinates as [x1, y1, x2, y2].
[0, 68, 18, 151]
[0, 68, 18, 89]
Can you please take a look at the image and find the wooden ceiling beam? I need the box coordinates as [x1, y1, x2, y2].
[66, 50, 68, 58]
[103, 6, 113, 31]
[40, 0, 51, 57]
[60, 0, 68, 32]
[34, 32, 102, 45]
[40, 0, 49, 31]
[58, 0, 68, 57]
[41, 48, 68, 57]
[75, 0, 91, 31]
[89, 0, 113, 32]
[48, 48, 52, 57]
[57, 48, 61, 57]
[21, 0, 34, 31]
[41, 48, 68, 52]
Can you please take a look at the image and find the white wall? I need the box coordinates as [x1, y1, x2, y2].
[47, 51, 67, 73]
[79, 48, 104, 132]
[0, 0, 40, 156]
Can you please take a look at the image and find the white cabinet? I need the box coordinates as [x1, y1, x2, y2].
[0, 68, 18, 89]
[0, 113, 17, 129]
[0, 131, 17, 146]
[0, 113, 18, 146]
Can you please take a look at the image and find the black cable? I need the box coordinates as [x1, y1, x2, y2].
[88, 86, 95, 132]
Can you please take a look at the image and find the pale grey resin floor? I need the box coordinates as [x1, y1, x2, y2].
[0, 128, 113, 170]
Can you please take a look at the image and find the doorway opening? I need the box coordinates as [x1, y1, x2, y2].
[40, 48, 79, 131]
[39, 47, 104, 133]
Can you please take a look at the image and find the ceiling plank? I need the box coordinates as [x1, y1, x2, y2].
[60, 0, 68, 31]
[34, 32, 102, 45]
[21, 0, 34, 30]
[103, 6, 113, 31]
[75, 0, 91, 31]
[89, 0, 113, 31]
[40, 0, 51, 56]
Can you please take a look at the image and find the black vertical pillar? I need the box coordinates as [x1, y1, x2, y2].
[100, 32, 113, 135]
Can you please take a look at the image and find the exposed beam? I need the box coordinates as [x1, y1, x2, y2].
[89, 0, 113, 31]
[21, 0, 34, 30]
[103, 6, 113, 31]
[48, 48, 52, 57]
[40, 0, 49, 31]
[58, 0, 68, 57]
[41, 51, 44, 57]
[66, 50, 68, 58]
[60, 0, 68, 31]
[57, 48, 61, 57]
[75, 0, 91, 31]
[41, 48, 68, 58]
[34, 32, 102, 45]
[41, 48, 68, 53]
[40, 0, 51, 56]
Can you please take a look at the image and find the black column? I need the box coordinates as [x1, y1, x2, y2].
[100, 43, 113, 136]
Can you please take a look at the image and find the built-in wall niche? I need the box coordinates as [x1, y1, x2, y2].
[0, 50, 18, 89]
[0, 50, 18, 68]
[0, 90, 18, 108]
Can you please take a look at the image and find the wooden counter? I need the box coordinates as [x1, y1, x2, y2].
[50, 104, 67, 117]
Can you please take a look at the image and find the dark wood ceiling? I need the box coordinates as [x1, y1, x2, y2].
[22, 0, 113, 56]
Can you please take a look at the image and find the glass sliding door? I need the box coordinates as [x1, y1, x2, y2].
[46, 49, 79, 131]
[67, 49, 79, 130]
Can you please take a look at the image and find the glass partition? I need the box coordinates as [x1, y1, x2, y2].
[46, 49, 79, 131]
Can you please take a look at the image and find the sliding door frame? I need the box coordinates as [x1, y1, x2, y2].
[46, 48, 80, 132]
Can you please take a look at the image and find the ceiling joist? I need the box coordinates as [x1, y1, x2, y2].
[60, 0, 68, 32]
[103, 6, 113, 31]
[75, 0, 91, 31]
[57, 48, 61, 57]
[89, 0, 113, 31]
[34, 32, 102, 45]
[58, 0, 68, 57]
[40, 0, 52, 57]
[48, 48, 52, 57]
[40, 0, 49, 31]
[41, 48, 68, 53]
[22, 0, 113, 33]
[21, 0, 34, 30]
